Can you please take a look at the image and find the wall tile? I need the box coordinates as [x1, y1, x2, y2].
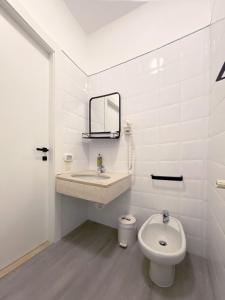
[181, 161, 206, 179]
[180, 118, 208, 141]
[181, 73, 210, 102]
[159, 83, 181, 107]
[158, 143, 181, 161]
[56, 52, 89, 236]
[159, 104, 180, 126]
[159, 124, 180, 143]
[181, 140, 208, 160]
[181, 96, 209, 121]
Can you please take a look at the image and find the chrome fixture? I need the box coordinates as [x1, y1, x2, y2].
[162, 210, 170, 224]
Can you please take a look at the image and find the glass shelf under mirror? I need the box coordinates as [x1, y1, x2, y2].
[82, 132, 120, 139]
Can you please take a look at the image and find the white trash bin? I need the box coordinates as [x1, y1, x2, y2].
[118, 215, 137, 248]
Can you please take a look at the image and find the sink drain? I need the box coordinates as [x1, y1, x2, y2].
[159, 240, 167, 246]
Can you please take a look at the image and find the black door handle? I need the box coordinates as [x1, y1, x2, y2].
[36, 147, 49, 161]
[36, 147, 49, 153]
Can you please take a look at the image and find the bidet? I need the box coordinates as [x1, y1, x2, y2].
[138, 213, 186, 287]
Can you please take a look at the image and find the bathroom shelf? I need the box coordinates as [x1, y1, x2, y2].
[82, 132, 120, 139]
[151, 175, 183, 181]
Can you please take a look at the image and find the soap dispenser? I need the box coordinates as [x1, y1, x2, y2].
[97, 153, 104, 173]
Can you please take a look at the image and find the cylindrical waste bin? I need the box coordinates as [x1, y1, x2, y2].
[118, 215, 137, 248]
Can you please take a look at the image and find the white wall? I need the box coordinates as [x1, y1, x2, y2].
[87, 0, 211, 74]
[17, 0, 88, 73]
[87, 28, 210, 257]
[54, 51, 89, 237]
[207, 18, 225, 300]
[211, 0, 225, 23]
[15, 0, 212, 75]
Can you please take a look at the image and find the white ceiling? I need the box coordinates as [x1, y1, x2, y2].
[64, 0, 147, 34]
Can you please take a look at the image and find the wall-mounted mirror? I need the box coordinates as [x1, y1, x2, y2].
[83, 92, 121, 139]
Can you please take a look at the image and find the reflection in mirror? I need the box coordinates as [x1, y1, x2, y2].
[105, 94, 120, 132]
[91, 98, 105, 132]
[90, 92, 120, 138]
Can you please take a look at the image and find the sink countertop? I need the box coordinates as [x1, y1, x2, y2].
[56, 170, 131, 187]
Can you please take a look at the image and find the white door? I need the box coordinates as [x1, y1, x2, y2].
[0, 7, 50, 269]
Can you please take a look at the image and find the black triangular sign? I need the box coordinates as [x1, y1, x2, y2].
[216, 62, 225, 82]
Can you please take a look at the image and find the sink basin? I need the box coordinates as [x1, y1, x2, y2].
[71, 174, 110, 181]
[56, 171, 131, 204]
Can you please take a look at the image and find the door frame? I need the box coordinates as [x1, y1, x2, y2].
[0, 0, 59, 243]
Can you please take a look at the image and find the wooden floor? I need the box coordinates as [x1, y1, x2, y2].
[0, 221, 214, 300]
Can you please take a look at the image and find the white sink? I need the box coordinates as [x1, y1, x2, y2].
[56, 171, 131, 204]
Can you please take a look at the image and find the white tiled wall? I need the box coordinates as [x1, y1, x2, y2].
[55, 51, 89, 236]
[87, 28, 210, 257]
[207, 18, 225, 300]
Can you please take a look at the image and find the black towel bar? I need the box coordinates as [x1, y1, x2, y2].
[151, 175, 183, 181]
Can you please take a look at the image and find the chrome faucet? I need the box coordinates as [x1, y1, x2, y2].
[97, 153, 105, 174]
[162, 210, 170, 224]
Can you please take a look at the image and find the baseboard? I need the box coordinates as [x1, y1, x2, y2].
[0, 241, 51, 279]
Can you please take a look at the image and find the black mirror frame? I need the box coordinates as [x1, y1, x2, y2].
[89, 92, 121, 139]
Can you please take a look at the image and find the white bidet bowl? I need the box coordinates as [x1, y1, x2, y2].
[138, 214, 186, 287]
